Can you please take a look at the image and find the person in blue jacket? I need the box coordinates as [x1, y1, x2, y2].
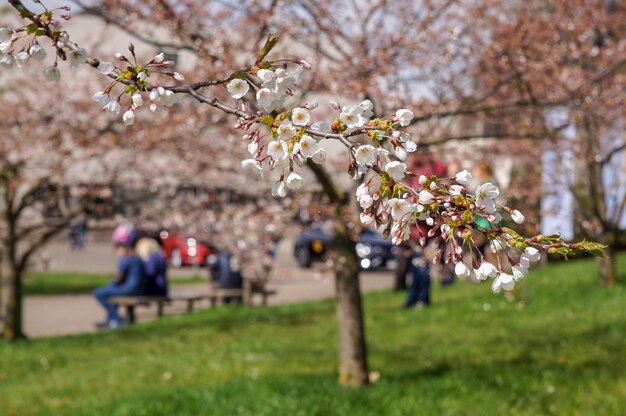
[94, 223, 147, 328]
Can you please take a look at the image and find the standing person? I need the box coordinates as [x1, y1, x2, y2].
[404, 246, 431, 308]
[68, 213, 87, 250]
[136, 237, 168, 297]
[93, 224, 147, 328]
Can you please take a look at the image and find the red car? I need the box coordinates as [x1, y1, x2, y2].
[158, 230, 218, 267]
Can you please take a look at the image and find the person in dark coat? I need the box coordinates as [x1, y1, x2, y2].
[136, 237, 168, 297]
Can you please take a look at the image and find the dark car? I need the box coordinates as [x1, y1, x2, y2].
[158, 230, 219, 268]
[293, 228, 396, 270]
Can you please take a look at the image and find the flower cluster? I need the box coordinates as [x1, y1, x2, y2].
[352, 164, 555, 293]
[227, 64, 305, 112]
[91, 48, 184, 125]
[0, 5, 89, 82]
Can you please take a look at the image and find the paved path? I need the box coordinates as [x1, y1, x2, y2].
[24, 237, 395, 338]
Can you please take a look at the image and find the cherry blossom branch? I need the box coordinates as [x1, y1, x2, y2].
[2, 0, 608, 297]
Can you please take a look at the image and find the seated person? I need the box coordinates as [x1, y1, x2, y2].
[209, 252, 243, 304]
[94, 224, 147, 328]
[136, 237, 168, 297]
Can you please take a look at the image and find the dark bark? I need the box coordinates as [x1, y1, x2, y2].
[333, 230, 369, 387]
[0, 254, 25, 341]
[306, 160, 369, 387]
[597, 233, 617, 287]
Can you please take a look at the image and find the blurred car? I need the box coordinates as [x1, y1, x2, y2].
[158, 230, 219, 267]
[293, 228, 396, 270]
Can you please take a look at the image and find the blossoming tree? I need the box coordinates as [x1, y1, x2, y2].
[1, 0, 606, 387]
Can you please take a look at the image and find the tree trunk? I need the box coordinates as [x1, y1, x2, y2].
[0, 257, 24, 341]
[597, 233, 617, 287]
[333, 231, 369, 387]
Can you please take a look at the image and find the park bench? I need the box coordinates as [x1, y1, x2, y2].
[207, 284, 278, 307]
[110, 294, 204, 323]
[110, 282, 278, 323]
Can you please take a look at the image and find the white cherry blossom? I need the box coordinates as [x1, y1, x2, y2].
[418, 190, 435, 205]
[267, 140, 288, 160]
[256, 87, 274, 112]
[292, 108, 310, 126]
[298, 135, 318, 158]
[511, 264, 528, 281]
[277, 120, 296, 141]
[311, 148, 326, 164]
[360, 212, 375, 225]
[92, 91, 109, 107]
[149, 88, 160, 102]
[28, 44, 46, 61]
[286, 171, 304, 189]
[387, 198, 411, 220]
[404, 141, 417, 153]
[247, 141, 258, 155]
[161, 90, 176, 107]
[524, 247, 541, 262]
[511, 210, 525, 224]
[455, 170, 472, 186]
[69, 48, 87, 69]
[354, 145, 377, 166]
[131, 93, 143, 107]
[475, 262, 498, 280]
[449, 185, 465, 196]
[272, 180, 286, 198]
[14, 51, 29, 67]
[311, 121, 330, 132]
[476, 182, 499, 213]
[257, 69, 275, 83]
[0, 53, 13, 68]
[43, 65, 61, 82]
[359, 99, 374, 118]
[104, 101, 121, 116]
[241, 159, 263, 178]
[340, 105, 365, 129]
[98, 61, 115, 75]
[492, 273, 515, 293]
[227, 78, 249, 99]
[477, 182, 500, 200]
[122, 109, 135, 126]
[359, 194, 374, 209]
[384, 161, 406, 181]
[395, 109, 414, 127]
[0, 27, 13, 43]
[454, 262, 471, 279]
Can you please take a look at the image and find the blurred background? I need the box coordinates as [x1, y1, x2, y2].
[0, 0, 624, 414]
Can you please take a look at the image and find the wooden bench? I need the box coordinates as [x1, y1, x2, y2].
[110, 294, 205, 323]
[208, 283, 278, 307]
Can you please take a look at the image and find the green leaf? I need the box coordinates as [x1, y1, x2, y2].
[576, 240, 608, 258]
[501, 227, 521, 239]
[257, 36, 280, 63]
[25, 23, 39, 35]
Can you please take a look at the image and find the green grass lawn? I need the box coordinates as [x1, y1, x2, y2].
[2, 255, 626, 415]
[23, 272, 208, 296]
